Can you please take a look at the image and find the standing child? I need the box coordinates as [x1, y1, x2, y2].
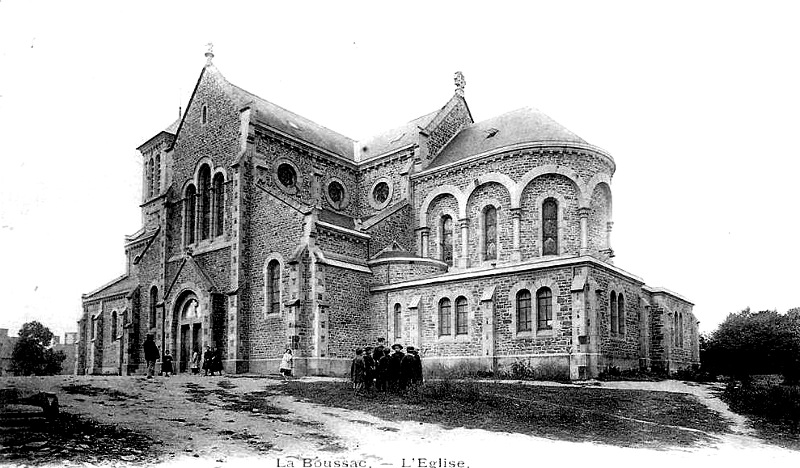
[279, 348, 294, 381]
[190, 347, 201, 375]
[350, 348, 366, 392]
[161, 350, 174, 377]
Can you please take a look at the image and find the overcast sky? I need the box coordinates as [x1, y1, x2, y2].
[1, 0, 798, 339]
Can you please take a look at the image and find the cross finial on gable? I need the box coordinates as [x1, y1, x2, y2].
[205, 43, 214, 66]
[454, 71, 466, 97]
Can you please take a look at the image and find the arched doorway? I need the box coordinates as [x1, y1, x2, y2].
[175, 292, 203, 373]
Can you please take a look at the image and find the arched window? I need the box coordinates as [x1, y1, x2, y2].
[537, 287, 553, 330]
[438, 298, 452, 336]
[185, 184, 196, 245]
[111, 311, 118, 340]
[266, 260, 281, 314]
[484, 206, 497, 260]
[154, 154, 161, 195]
[441, 215, 453, 266]
[213, 173, 225, 237]
[455, 296, 468, 335]
[542, 198, 558, 255]
[147, 158, 154, 198]
[394, 303, 402, 340]
[516, 289, 531, 332]
[199, 165, 212, 240]
[149, 286, 158, 329]
[618, 293, 625, 335]
[610, 291, 618, 334]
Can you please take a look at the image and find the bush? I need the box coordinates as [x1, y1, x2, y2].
[723, 379, 800, 429]
[423, 360, 491, 380]
[10, 321, 66, 376]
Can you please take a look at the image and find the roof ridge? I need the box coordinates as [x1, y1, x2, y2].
[230, 83, 355, 143]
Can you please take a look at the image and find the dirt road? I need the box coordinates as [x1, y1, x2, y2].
[1, 375, 797, 468]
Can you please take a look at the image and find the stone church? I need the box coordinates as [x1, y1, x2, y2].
[76, 51, 699, 379]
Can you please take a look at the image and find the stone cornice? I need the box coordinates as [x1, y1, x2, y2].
[412, 141, 616, 182]
[315, 221, 371, 240]
[355, 144, 416, 167]
[642, 285, 694, 305]
[367, 256, 447, 268]
[370, 255, 644, 292]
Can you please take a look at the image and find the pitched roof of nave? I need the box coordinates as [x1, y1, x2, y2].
[428, 107, 589, 169]
[82, 274, 137, 301]
[355, 109, 440, 161]
[229, 83, 356, 160]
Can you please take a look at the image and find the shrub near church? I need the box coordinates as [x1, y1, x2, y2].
[77, 50, 697, 379]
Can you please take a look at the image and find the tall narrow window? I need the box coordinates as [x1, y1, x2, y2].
[199, 165, 211, 240]
[147, 158, 154, 198]
[441, 215, 453, 266]
[610, 291, 618, 334]
[149, 286, 158, 330]
[394, 304, 402, 340]
[484, 206, 497, 260]
[111, 311, 118, 340]
[154, 154, 161, 195]
[455, 296, 468, 335]
[673, 313, 679, 347]
[267, 260, 280, 314]
[537, 287, 553, 330]
[213, 173, 225, 237]
[202, 105, 208, 124]
[438, 298, 452, 336]
[542, 198, 558, 255]
[618, 293, 625, 335]
[185, 185, 197, 244]
[517, 289, 531, 332]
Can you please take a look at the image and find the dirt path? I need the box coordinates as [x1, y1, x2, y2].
[2, 375, 798, 467]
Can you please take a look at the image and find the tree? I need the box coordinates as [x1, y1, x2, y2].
[702, 308, 800, 383]
[10, 321, 66, 376]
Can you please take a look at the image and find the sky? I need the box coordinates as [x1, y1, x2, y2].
[1, 0, 799, 339]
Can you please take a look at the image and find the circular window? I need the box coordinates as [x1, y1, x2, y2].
[373, 182, 389, 204]
[327, 181, 345, 209]
[368, 178, 393, 210]
[277, 163, 297, 188]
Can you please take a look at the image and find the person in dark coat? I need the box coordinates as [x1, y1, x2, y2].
[143, 334, 159, 379]
[376, 347, 391, 392]
[387, 344, 405, 392]
[363, 346, 375, 391]
[399, 346, 417, 391]
[409, 347, 423, 387]
[212, 346, 224, 376]
[350, 348, 366, 392]
[202, 345, 213, 376]
[372, 338, 386, 363]
[161, 350, 174, 377]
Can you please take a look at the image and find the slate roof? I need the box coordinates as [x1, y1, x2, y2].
[164, 118, 180, 134]
[429, 107, 588, 169]
[230, 84, 355, 160]
[318, 209, 357, 230]
[83, 275, 137, 301]
[356, 109, 440, 161]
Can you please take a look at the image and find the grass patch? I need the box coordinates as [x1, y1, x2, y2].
[720, 378, 800, 450]
[281, 380, 728, 449]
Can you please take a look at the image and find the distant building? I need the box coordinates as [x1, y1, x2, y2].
[77, 51, 699, 378]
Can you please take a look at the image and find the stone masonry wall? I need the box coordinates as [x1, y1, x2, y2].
[365, 204, 415, 258]
[243, 188, 306, 361]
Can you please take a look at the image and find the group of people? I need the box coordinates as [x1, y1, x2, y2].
[350, 338, 423, 392]
[142, 334, 223, 378]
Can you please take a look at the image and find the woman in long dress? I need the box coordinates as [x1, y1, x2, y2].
[279, 348, 293, 381]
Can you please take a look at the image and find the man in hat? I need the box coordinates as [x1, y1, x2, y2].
[363, 346, 375, 391]
[388, 344, 405, 392]
[350, 348, 366, 392]
[400, 346, 418, 391]
[143, 334, 159, 379]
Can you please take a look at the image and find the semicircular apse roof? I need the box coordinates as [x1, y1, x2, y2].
[429, 107, 588, 168]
